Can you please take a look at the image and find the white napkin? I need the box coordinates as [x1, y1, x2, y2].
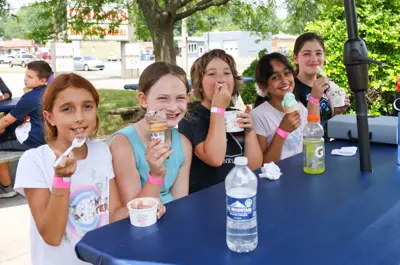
[259, 162, 282, 180]
[233, 94, 246, 112]
[331, 146, 358, 156]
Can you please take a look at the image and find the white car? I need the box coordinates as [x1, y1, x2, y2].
[73, 56, 105, 71]
[107, 53, 119, 61]
[0, 55, 15, 64]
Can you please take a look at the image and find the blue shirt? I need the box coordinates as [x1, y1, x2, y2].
[114, 125, 184, 204]
[10, 85, 46, 148]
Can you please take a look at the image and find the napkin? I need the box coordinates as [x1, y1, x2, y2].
[331, 146, 358, 156]
[259, 162, 282, 180]
[233, 94, 246, 112]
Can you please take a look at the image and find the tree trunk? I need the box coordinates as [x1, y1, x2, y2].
[149, 22, 176, 64]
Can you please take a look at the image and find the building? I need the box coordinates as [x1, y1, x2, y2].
[203, 31, 272, 59]
[0, 39, 36, 55]
[271, 32, 297, 56]
[174, 36, 205, 59]
[175, 31, 272, 60]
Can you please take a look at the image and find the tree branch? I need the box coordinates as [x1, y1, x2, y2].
[175, 0, 230, 22]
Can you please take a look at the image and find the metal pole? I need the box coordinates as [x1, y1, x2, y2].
[343, 0, 376, 172]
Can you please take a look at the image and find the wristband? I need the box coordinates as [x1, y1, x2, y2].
[148, 173, 164, 185]
[276, 128, 289, 139]
[308, 95, 320, 105]
[52, 176, 71, 189]
[210, 107, 225, 115]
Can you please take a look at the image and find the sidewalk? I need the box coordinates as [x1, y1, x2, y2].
[0, 195, 30, 265]
[1, 74, 139, 98]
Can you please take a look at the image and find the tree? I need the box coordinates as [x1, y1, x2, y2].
[135, 0, 231, 64]
[305, 0, 400, 115]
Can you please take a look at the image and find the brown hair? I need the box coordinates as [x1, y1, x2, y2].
[41, 73, 100, 142]
[190, 49, 242, 100]
[293, 32, 325, 74]
[27, 60, 53, 81]
[139, 61, 189, 95]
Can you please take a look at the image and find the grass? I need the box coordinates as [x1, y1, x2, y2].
[97, 89, 139, 136]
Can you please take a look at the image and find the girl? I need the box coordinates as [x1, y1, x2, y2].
[251, 52, 324, 162]
[179, 49, 262, 193]
[109, 62, 192, 205]
[13, 73, 165, 265]
[293, 32, 350, 129]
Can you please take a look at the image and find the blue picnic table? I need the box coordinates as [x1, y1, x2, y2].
[124, 77, 255, 90]
[0, 97, 21, 113]
[75, 140, 400, 265]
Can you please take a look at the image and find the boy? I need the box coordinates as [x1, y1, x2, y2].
[0, 60, 52, 198]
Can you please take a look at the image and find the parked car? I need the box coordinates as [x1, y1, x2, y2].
[107, 53, 119, 61]
[0, 55, 15, 64]
[73, 56, 105, 71]
[36, 51, 51, 60]
[9, 54, 36, 67]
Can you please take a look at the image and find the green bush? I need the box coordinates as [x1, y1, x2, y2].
[241, 49, 268, 104]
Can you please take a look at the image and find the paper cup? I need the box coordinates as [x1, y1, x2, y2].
[127, 197, 159, 227]
[224, 110, 244, 133]
[329, 95, 346, 108]
[327, 82, 346, 108]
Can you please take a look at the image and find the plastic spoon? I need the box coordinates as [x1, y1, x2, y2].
[53, 136, 87, 167]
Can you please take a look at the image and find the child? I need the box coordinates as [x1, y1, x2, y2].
[109, 62, 192, 205]
[293, 32, 350, 129]
[0, 76, 12, 101]
[251, 52, 324, 162]
[179, 49, 263, 193]
[14, 73, 166, 265]
[0, 61, 51, 199]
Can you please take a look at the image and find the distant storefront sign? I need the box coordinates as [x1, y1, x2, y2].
[67, 7, 130, 41]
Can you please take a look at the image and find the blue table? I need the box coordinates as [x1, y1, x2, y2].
[76, 140, 400, 265]
[124, 77, 255, 90]
[0, 97, 20, 113]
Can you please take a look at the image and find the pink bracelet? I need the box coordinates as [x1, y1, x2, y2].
[308, 95, 320, 105]
[148, 173, 164, 185]
[210, 107, 225, 115]
[276, 128, 289, 139]
[52, 176, 71, 189]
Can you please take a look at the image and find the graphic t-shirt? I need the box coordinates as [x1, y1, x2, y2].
[179, 104, 245, 193]
[14, 141, 114, 265]
[252, 101, 308, 160]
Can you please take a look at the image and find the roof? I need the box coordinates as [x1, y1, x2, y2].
[272, 32, 297, 40]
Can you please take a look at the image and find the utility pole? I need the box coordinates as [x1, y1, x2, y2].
[182, 16, 188, 72]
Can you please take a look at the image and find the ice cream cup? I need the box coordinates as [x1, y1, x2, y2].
[327, 82, 346, 108]
[127, 197, 159, 227]
[224, 110, 244, 133]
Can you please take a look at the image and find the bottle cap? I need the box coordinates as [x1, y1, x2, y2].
[307, 114, 320, 122]
[234, 156, 248, 166]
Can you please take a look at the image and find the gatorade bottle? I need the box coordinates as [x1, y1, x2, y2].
[303, 114, 325, 174]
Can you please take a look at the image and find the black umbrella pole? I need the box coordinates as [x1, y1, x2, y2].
[354, 91, 372, 172]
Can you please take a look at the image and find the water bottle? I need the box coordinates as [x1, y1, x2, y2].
[303, 114, 325, 174]
[225, 156, 258, 253]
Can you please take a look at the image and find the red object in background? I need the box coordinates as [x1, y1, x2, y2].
[397, 76, 400, 92]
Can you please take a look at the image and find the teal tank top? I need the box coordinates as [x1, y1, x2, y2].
[114, 125, 184, 204]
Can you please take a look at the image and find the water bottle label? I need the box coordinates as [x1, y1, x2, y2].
[304, 143, 325, 169]
[226, 195, 256, 220]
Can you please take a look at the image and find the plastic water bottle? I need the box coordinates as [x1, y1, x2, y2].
[225, 156, 258, 253]
[303, 114, 325, 174]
